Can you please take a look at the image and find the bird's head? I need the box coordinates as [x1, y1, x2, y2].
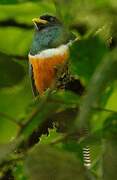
[32, 14, 61, 31]
[30, 14, 75, 55]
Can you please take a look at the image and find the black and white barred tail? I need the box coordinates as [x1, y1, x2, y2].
[83, 146, 91, 168]
[82, 128, 91, 168]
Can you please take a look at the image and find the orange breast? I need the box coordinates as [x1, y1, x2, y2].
[29, 51, 69, 94]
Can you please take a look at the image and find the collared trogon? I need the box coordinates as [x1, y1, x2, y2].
[28, 15, 90, 168]
[29, 14, 76, 96]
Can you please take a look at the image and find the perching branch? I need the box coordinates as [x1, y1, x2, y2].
[0, 19, 33, 29]
[93, 107, 117, 114]
[9, 54, 27, 61]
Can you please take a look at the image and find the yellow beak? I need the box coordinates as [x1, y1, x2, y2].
[32, 18, 48, 24]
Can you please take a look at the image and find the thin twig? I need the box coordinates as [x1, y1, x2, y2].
[18, 107, 40, 136]
[0, 155, 24, 169]
[18, 92, 51, 136]
[93, 107, 117, 114]
[9, 54, 27, 60]
[0, 112, 23, 128]
[50, 134, 69, 145]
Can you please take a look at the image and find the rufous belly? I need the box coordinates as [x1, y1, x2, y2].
[29, 51, 69, 94]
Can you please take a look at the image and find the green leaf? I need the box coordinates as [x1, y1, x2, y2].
[40, 129, 63, 145]
[0, 27, 33, 56]
[62, 141, 83, 163]
[22, 91, 80, 138]
[0, 118, 19, 144]
[50, 90, 80, 107]
[25, 144, 85, 180]
[103, 139, 117, 180]
[0, 72, 33, 143]
[0, 140, 18, 164]
[103, 113, 117, 138]
[0, 52, 25, 88]
[48, 91, 80, 132]
[106, 84, 117, 111]
[21, 94, 60, 139]
[70, 36, 108, 83]
[13, 162, 27, 180]
[0, 2, 55, 23]
[74, 48, 117, 130]
[0, 0, 41, 4]
[54, 0, 117, 28]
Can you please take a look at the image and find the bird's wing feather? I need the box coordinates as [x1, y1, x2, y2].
[29, 63, 39, 97]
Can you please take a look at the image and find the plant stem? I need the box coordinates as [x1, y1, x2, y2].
[0, 112, 22, 128]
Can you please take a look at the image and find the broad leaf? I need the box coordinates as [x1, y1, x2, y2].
[0, 140, 19, 164]
[22, 91, 80, 138]
[25, 144, 85, 180]
[103, 113, 117, 139]
[70, 36, 108, 83]
[74, 48, 117, 130]
[21, 94, 60, 139]
[0, 52, 25, 88]
[49, 90, 80, 107]
[103, 139, 117, 180]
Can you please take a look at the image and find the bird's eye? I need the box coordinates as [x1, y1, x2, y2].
[50, 17, 55, 22]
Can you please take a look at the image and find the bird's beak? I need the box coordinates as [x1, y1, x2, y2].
[32, 18, 48, 25]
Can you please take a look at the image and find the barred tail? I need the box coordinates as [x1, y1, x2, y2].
[83, 146, 91, 168]
[83, 128, 91, 168]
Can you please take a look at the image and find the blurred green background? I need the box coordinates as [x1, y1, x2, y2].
[0, 0, 56, 143]
[0, 0, 116, 179]
[0, 0, 116, 143]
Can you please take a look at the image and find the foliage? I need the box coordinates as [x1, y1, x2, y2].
[0, 0, 117, 179]
[25, 144, 85, 180]
[0, 52, 25, 88]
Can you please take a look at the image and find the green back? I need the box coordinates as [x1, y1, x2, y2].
[30, 25, 74, 55]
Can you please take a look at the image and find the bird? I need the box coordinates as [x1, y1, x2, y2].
[27, 13, 76, 146]
[28, 14, 91, 168]
[28, 14, 76, 96]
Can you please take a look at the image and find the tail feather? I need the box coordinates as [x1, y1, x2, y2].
[83, 146, 91, 168]
[83, 129, 91, 169]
